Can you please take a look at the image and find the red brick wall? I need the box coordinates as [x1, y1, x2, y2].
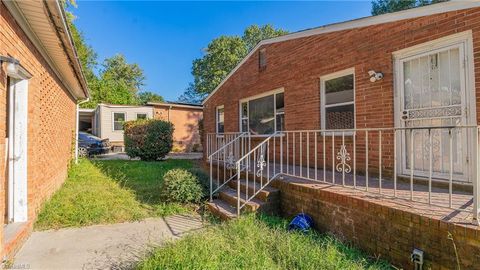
[272, 178, 480, 269]
[0, 3, 77, 257]
[153, 105, 203, 152]
[203, 8, 480, 173]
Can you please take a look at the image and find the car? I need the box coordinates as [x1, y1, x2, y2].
[78, 132, 111, 157]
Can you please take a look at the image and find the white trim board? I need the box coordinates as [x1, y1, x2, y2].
[7, 77, 29, 222]
[202, 1, 480, 105]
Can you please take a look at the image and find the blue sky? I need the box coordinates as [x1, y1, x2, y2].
[73, 1, 372, 101]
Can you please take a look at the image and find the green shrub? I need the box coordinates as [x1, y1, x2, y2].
[160, 169, 204, 203]
[124, 119, 174, 161]
[189, 168, 211, 195]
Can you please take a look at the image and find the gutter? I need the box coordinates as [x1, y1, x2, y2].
[47, 0, 90, 99]
[75, 98, 90, 164]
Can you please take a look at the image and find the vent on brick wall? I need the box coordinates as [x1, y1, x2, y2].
[259, 49, 267, 71]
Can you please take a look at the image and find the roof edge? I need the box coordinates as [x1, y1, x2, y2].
[147, 101, 204, 110]
[47, 0, 90, 99]
[3, 0, 89, 100]
[202, 0, 480, 105]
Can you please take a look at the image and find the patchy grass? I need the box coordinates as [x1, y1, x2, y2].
[35, 159, 199, 230]
[137, 215, 391, 270]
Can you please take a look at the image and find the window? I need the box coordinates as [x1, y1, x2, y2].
[216, 106, 224, 133]
[240, 90, 284, 135]
[136, 113, 147, 120]
[321, 69, 355, 130]
[113, 112, 125, 131]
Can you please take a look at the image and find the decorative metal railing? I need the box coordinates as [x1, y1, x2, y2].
[235, 132, 281, 215]
[209, 126, 480, 224]
[208, 132, 250, 201]
[205, 132, 245, 158]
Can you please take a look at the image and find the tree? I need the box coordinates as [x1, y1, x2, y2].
[63, 2, 150, 108]
[93, 54, 145, 105]
[178, 83, 207, 104]
[371, 0, 447, 15]
[242, 24, 289, 52]
[138, 91, 165, 105]
[63, 0, 99, 108]
[101, 54, 145, 93]
[192, 36, 247, 96]
[184, 24, 288, 103]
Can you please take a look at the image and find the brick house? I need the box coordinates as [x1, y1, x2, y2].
[149, 102, 203, 152]
[204, 2, 480, 269]
[0, 0, 88, 258]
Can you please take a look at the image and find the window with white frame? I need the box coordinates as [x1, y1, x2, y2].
[321, 69, 355, 130]
[240, 90, 284, 135]
[216, 106, 224, 133]
[136, 113, 147, 120]
[113, 112, 126, 131]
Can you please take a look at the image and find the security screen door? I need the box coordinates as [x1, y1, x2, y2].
[399, 44, 469, 182]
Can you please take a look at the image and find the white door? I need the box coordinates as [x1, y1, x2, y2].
[7, 78, 28, 223]
[398, 43, 470, 182]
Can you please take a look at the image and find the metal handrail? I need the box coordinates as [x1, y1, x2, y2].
[236, 132, 279, 164]
[235, 131, 280, 215]
[209, 132, 250, 201]
[208, 132, 248, 160]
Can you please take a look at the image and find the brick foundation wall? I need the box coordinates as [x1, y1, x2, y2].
[0, 3, 77, 258]
[271, 178, 480, 269]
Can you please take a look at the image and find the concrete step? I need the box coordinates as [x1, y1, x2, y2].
[229, 179, 280, 202]
[206, 199, 237, 220]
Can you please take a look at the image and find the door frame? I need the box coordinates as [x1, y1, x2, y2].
[6, 65, 31, 223]
[393, 30, 476, 183]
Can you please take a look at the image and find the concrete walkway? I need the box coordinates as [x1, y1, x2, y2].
[14, 214, 205, 270]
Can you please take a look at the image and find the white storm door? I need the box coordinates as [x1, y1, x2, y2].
[399, 44, 469, 182]
[8, 78, 28, 222]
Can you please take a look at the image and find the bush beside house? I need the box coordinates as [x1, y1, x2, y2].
[124, 119, 174, 160]
[160, 169, 204, 203]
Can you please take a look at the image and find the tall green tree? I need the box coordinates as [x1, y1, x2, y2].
[138, 91, 165, 105]
[242, 24, 289, 52]
[371, 0, 447, 15]
[183, 24, 288, 103]
[63, 2, 150, 108]
[92, 54, 146, 106]
[192, 36, 247, 97]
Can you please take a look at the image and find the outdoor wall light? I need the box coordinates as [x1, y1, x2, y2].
[368, 70, 383, 82]
[0, 56, 20, 75]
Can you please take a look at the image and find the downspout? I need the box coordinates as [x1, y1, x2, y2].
[168, 105, 172, 122]
[75, 98, 90, 164]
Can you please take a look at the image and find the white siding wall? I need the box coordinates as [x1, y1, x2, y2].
[97, 104, 154, 143]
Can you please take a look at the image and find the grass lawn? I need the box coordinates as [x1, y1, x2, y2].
[35, 158, 199, 230]
[137, 215, 391, 270]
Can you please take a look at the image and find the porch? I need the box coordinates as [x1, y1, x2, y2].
[206, 127, 480, 268]
[206, 126, 480, 223]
